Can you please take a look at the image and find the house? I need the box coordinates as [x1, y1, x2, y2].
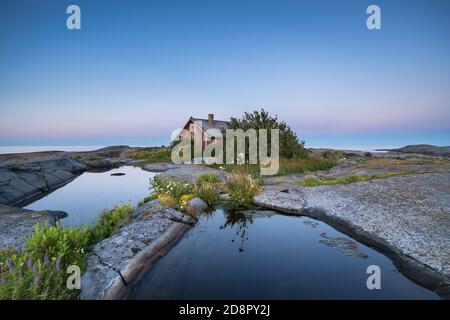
[179, 114, 229, 147]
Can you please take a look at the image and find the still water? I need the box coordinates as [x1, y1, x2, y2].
[21, 166, 438, 299]
[132, 207, 438, 300]
[24, 166, 155, 227]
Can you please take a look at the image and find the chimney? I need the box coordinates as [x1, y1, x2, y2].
[208, 113, 214, 125]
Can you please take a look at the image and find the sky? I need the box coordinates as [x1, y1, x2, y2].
[0, 0, 449, 148]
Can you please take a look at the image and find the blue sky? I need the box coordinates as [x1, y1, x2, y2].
[0, 0, 449, 147]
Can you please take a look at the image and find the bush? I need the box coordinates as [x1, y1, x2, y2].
[195, 182, 219, 205]
[225, 170, 261, 209]
[228, 109, 309, 159]
[150, 176, 194, 211]
[0, 204, 134, 300]
[88, 204, 134, 243]
[196, 173, 219, 185]
[0, 246, 73, 300]
[26, 223, 90, 272]
[321, 150, 344, 160]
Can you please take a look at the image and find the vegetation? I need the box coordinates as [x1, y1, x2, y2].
[297, 171, 421, 187]
[194, 173, 220, 205]
[0, 204, 133, 300]
[277, 157, 337, 175]
[224, 168, 261, 209]
[88, 204, 134, 243]
[128, 147, 171, 163]
[150, 176, 195, 211]
[208, 157, 337, 176]
[228, 109, 309, 159]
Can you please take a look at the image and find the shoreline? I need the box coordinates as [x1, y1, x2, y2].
[1, 146, 450, 299]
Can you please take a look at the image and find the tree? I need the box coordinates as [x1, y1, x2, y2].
[227, 109, 308, 159]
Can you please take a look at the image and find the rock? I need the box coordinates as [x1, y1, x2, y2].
[381, 144, 450, 158]
[85, 158, 134, 170]
[0, 205, 66, 250]
[142, 163, 182, 172]
[110, 173, 126, 176]
[80, 200, 190, 299]
[142, 163, 230, 183]
[186, 197, 208, 218]
[0, 157, 86, 206]
[255, 173, 450, 290]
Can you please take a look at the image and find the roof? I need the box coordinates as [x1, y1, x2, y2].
[189, 117, 229, 131]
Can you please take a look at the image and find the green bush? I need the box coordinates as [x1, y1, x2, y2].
[0, 204, 134, 300]
[25, 223, 90, 272]
[225, 171, 260, 208]
[88, 204, 134, 243]
[193, 173, 220, 205]
[196, 173, 219, 185]
[228, 109, 309, 159]
[321, 150, 344, 160]
[150, 176, 194, 211]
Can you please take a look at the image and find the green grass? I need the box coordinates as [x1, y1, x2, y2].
[0, 204, 133, 300]
[194, 174, 220, 205]
[207, 157, 337, 177]
[297, 171, 421, 187]
[277, 157, 337, 175]
[128, 147, 171, 163]
[224, 168, 261, 209]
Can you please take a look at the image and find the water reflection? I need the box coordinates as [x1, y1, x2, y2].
[132, 207, 438, 300]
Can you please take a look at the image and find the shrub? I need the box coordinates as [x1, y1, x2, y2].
[150, 176, 194, 211]
[88, 204, 134, 243]
[225, 171, 261, 208]
[0, 247, 74, 300]
[0, 204, 134, 300]
[195, 181, 219, 205]
[227, 109, 309, 159]
[25, 223, 90, 272]
[196, 173, 219, 184]
[321, 150, 344, 160]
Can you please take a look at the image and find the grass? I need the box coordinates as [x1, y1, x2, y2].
[0, 204, 133, 300]
[224, 168, 261, 209]
[277, 157, 337, 175]
[297, 171, 421, 187]
[194, 173, 220, 205]
[207, 157, 337, 176]
[128, 147, 171, 163]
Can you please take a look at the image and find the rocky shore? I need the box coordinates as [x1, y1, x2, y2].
[0, 146, 144, 206]
[81, 199, 206, 299]
[1, 145, 450, 299]
[256, 173, 450, 296]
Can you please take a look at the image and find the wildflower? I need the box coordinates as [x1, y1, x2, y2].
[27, 257, 33, 268]
[54, 257, 61, 271]
[33, 275, 40, 286]
[7, 260, 14, 271]
[43, 251, 49, 265]
[1, 274, 5, 285]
